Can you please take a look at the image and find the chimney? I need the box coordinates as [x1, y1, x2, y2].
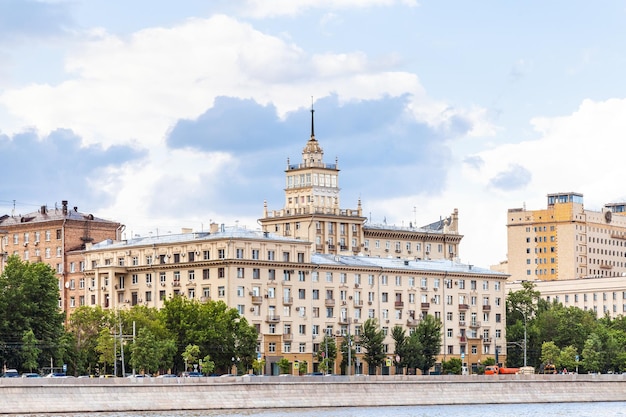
[40, 205, 47, 215]
[62, 200, 68, 215]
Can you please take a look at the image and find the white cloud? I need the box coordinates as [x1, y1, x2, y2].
[0, 13, 473, 148]
[241, 0, 419, 19]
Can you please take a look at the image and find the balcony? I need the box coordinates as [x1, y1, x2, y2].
[420, 302, 430, 310]
[265, 315, 281, 323]
[353, 299, 363, 307]
[283, 333, 293, 341]
[482, 304, 491, 311]
[325, 299, 335, 307]
[338, 317, 350, 325]
[458, 321, 466, 327]
[406, 318, 419, 327]
[395, 301, 404, 308]
[458, 304, 469, 310]
[283, 297, 293, 305]
[469, 321, 481, 329]
[483, 337, 492, 344]
[459, 335, 467, 343]
[251, 296, 263, 305]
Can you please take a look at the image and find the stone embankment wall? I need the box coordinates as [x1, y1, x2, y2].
[1, 374, 626, 415]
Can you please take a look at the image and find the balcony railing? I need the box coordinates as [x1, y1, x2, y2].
[265, 315, 280, 323]
[420, 302, 430, 310]
[406, 318, 419, 327]
[325, 299, 335, 307]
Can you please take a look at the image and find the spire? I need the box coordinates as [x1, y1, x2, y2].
[310, 98, 315, 140]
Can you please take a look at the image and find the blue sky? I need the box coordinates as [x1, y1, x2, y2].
[2, 0, 626, 270]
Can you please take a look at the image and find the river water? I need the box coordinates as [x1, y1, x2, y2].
[10, 402, 626, 417]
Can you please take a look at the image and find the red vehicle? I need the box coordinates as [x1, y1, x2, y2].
[485, 365, 520, 375]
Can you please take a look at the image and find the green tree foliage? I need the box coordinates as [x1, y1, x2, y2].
[182, 344, 201, 371]
[67, 305, 111, 375]
[558, 345, 578, 371]
[160, 296, 257, 374]
[414, 314, 442, 374]
[0, 256, 64, 371]
[95, 328, 115, 374]
[391, 326, 407, 374]
[506, 281, 541, 367]
[442, 357, 463, 375]
[21, 329, 40, 372]
[129, 327, 162, 375]
[252, 358, 265, 375]
[277, 357, 291, 374]
[540, 341, 560, 366]
[315, 335, 337, 364]
[359, 318, 386, 375]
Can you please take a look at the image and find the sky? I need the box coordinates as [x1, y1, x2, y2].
[2, 0, 626, 270]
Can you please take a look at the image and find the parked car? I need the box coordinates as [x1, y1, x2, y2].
[44, 373, 67, 378]
[21, 373, 41, 378]
[2, 369, 19, 378]
[156, 374, 178, 378]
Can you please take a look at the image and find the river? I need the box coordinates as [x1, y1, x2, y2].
[8, 402, 626, 417]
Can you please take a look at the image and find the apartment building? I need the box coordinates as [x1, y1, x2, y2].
[84, 223, 508, 375]
[0, 200, 123, 321]
[506, 192, 626, 281]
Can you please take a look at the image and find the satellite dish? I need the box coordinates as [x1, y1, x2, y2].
[64, 282, 70, 288]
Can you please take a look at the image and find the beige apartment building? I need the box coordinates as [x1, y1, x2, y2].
[80, 110, 507, 374]
[505, 191, 626, 319]
[84, 223, 508, 375]
[506, 192, 626, 281]
[0, 200, 123, 321]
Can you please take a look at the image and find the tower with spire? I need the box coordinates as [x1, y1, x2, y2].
[260, 103, 462, 259]
[260, 105, 365, 254]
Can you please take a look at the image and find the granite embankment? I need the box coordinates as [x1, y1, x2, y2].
[2, 374, 626, 414]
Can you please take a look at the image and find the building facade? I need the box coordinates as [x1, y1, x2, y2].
[84, 224, 508, 375]
[506, 192, 626, 282]
[0, 200, 123, 321]
[507, 276, 626, 319]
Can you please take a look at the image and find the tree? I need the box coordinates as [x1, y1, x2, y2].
[0, 256, 64, 371]
[252, 358, 265, 375]
[442, 357, 462, 375]
[415, 314, 442, 374]
[359, 318, 386, 375]
[558, 345, 578, 372]
[95, 328, 116, 374]
[21, 329, 40, 373]
[582, 333, 604, 373]
[506, 281, 541, 367]
[201, 354, 216, 375]
[67, 305, 111, 375]
[129, 327, 161, 375]
[277, 357, 291, 374]
[540, 341, 560, 366]
[391, 326, 407, 374]
[160, 296, 257, 374]
[182, 344, 201, 371]
[298, 360, 308, 375]
[315, 335, 337, 370]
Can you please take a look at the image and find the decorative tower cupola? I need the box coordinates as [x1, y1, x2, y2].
[303, 106, 324, 167]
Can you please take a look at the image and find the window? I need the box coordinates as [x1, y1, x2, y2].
[218, 249, 225, 259]
[236, 248, 244, 259]
[218, 286, 225, 297]
[267, 250, 275, 260]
